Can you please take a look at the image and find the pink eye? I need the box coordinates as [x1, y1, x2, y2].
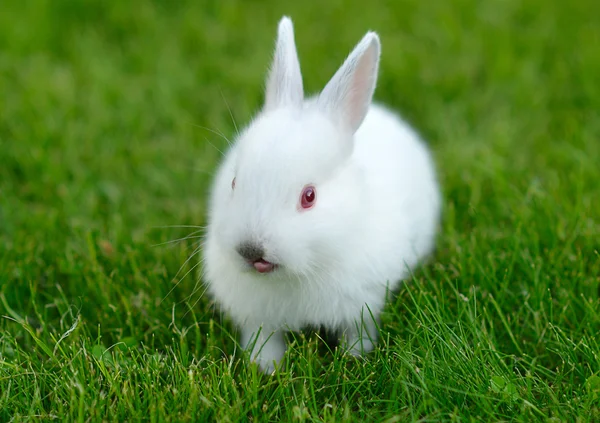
[232, 177, 236, 190]
[300, 185, 316, 210]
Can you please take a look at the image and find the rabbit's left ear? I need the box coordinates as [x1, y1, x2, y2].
[264, 16, 304, 111]
[318, 32, 380, 134]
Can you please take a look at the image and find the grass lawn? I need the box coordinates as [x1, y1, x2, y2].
[1, 0, 599, 421]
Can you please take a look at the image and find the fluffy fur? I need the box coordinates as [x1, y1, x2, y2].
[203, 16, 441, 373]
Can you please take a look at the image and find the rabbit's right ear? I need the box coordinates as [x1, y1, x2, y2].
[264, 17, 304, 111]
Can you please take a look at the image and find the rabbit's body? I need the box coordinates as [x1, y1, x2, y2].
[203, 18, 440, 373]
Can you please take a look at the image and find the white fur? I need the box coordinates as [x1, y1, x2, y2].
[264, 17, 303, 111]
[203, 16, 441, 373]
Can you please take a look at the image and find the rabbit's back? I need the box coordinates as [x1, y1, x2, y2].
[352, 103, 440, 286]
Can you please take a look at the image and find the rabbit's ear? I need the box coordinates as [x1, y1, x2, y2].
[318, 32, 380, 133]
[264, 17, 304, 111]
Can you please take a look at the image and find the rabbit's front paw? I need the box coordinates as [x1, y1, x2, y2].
[242, 326, 286, 374]
[340, 316, 378, 357]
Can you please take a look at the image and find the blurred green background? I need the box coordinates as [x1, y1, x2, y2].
[0, 0, 598, 421]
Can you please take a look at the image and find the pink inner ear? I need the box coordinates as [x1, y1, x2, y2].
[317, 33, 380, 134]
[346, 44, 378, 130]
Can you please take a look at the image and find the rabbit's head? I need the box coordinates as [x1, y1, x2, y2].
[208, 17, 381, 279]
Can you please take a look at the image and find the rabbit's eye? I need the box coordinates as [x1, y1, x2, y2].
[299, 185, 316, 210]
[232, 177, 236, 190]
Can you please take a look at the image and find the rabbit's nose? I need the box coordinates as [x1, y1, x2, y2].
[236, 242, 265, 262]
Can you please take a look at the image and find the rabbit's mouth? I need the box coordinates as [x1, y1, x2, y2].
[235, 242, 278, 273]
[252, 258, 276, 274]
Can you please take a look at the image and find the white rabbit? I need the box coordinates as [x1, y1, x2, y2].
[203, 16, 440, 373]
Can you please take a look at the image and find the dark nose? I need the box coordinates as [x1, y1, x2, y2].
[236, 242, 265, 262]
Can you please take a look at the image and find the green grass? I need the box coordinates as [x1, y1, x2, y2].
[1, 0, 599, 421]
